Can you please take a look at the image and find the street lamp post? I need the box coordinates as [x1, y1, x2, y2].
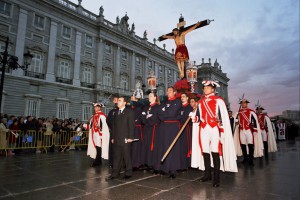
[147, 70, 157, 93]
[186, 61, 198, 93]
[0, 37, 33, 113]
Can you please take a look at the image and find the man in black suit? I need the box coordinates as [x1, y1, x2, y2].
[106, 96, 135, 180]
[106, 96, 119, 168]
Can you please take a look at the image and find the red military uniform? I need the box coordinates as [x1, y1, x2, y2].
[87, 103, 110, 167]
[257, 113, 267, 140]
[256, 106, 277, 157]
[199, 94, 224, 154]
[233, 100, 264, 166]
[198, 81, 237, 187]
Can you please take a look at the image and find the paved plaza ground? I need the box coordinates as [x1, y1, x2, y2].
[0, 140, 299, 200]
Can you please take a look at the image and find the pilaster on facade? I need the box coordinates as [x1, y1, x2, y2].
[154, 61, 158, 78]
[173, 71, 177, 84]
[114, 46, 121, 88]
[164, 66, 168, 92]
[13, 8, 28, 76]
[130, 52, 136, 90]
[95, 38, 104, 88]
[46, 21, 58, 82]
[143, 57, 148, 82]
[72, 31, 82, 86]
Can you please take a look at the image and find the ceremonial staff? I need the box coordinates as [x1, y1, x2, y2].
[161, 96, 202, 162]
[161, 109, 195, 162]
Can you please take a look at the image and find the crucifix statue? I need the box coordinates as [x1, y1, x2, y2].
[158, 15, 213, 79]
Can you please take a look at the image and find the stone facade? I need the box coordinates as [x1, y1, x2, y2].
[282, 110, 300, 122]
[197, 58, 230, 107]
[0, 0, 178, 120]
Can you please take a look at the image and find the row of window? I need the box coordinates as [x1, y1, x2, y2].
[26, 53, 94, 84]
[1, 1, 147, 53]
[105, 45, 142, 64]
[0, 1, 10, 16]
[26, 50, 154, 89]
[0, 1, 93, 47]
[0, 48, 172, 90]
[27, 51, 144, 81]
[26, 52, 128, 89]
[26, 98, 95, 121]
[61, 25, 93, 48]
[147, 61, 174, 75]
[102, 72, 129, 90]
[1, 1, 167, 76]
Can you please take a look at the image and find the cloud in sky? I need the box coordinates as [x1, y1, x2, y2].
[69, 0, 299, 116]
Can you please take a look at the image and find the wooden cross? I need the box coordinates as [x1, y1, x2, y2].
[158, 15, 214, 42]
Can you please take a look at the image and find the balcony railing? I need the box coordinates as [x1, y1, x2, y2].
[81, 82, 95, 88]
[98, 85, 132, 96]
[25, 71, 45, 79]
[56, 77, 72, 84]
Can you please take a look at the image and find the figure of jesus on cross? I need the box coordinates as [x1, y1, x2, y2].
[159, 15, 213, 79]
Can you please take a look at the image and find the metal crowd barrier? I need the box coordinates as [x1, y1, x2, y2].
[0, 130, 88, 157]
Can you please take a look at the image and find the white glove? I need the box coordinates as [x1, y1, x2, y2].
[162, 107, 165, 111]
[142, 112, 146, 115]
[146, 114, 153, 119]
[189, 112, 197, 122]
[83, 123, 88, 129]
[188, 112, 195, 117]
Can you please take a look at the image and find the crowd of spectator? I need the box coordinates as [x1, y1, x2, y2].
[0, 113, 87, 156]
[0, 113, 299, 157]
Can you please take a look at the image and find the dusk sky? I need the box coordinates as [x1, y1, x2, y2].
[69, 0, 299, 116]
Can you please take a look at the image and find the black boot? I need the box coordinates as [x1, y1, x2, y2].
[248, 144, 254, 166]
[91, 147, 102, 167]
[212, 152, 220, 187]
[109, 141, 113, 168]
[199, 153, 212, 182]
[264, 142, 268, 158]
[241, 144, 248, 164]
[169, 171, 176, 179]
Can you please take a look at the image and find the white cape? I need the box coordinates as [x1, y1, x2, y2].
[265, 116, 277, 152]
[233, 111, 264, 158]
[87, 114, 110, 160]
[197, 99, 238, 173]
[190, 109, 202, 169]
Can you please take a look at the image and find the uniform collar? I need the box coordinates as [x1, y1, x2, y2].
[205, 93, 215, 98]
[182, 102, 189, 107]
[168, 96, 176, 101]
[150, 102, 157, 107]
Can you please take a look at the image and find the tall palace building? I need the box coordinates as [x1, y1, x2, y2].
[0, 0, 180, 120]
[0, 0, 230, 120]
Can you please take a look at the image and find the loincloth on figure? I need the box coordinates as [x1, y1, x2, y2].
[175, 44, 190, 62]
